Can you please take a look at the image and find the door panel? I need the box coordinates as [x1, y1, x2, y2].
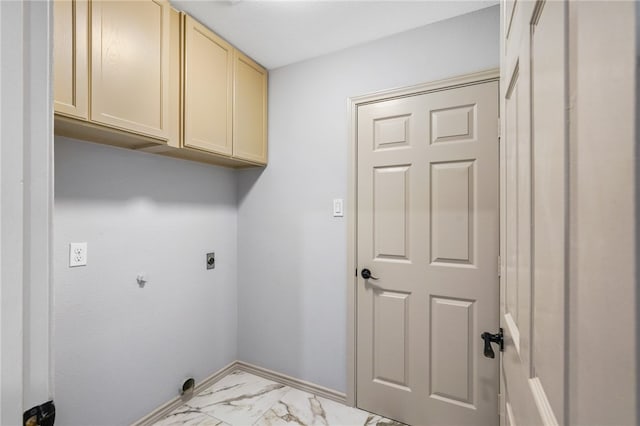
[500, 0, 566, 424]
[374, 115, 411, 150]
[430, 104, 476, 144]
[504, 67, 520, 351]
[53, 0, 88, 119]
[357, 81, 499, 426]
[183, 15, 233, 155]
[91, 0, 170, 139]
[373, 290, 410, 387]
[233, 50, 268, 164]
[430, 296, 475, 406]
[373, 166, 410, 260]
[531, 1, 566, 419]
[431, 160, 474, 265]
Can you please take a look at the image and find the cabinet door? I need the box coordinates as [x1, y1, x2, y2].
[183, 15, 233, 156]
[233, 51, 267, 164]
[53, 0, 88, 119]
[91, 0, 170, 139]
[168, 7, 181, 147]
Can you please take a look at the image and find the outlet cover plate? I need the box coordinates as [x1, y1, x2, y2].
[69, 242, 87, 267]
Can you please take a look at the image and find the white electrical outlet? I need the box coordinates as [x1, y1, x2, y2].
[69, 242, 87, 267]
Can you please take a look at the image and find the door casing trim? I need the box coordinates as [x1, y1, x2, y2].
[345, 68, 500, 408]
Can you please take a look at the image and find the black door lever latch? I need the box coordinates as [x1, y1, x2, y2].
[481, 328, 504, 359]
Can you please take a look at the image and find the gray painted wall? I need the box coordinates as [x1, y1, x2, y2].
[53, 7, 499, 423]
[236, 6, 500, 393]
[54, 137, 238, 425]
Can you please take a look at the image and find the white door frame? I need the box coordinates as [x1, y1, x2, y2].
[345, 68, 500, 407]
[0, 0, 54, 422]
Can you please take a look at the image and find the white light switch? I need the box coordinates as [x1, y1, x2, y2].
[69, 242, 87, 267]
[333, 199, 344, 217]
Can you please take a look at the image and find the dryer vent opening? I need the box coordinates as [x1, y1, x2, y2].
[180, 378, 195, 396]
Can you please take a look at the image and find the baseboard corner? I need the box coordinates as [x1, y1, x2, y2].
[131, 359, 348, 426]
[234, 360, 347, 405]
[130, 360, 239, 426]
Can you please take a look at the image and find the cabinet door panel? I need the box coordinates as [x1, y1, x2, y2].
[183, 16, 233, 155]
[233, 51, 267, 164]
[168, 7, 181, 147]
[54, 0, 88, 119]
[91, 0, 170, 139]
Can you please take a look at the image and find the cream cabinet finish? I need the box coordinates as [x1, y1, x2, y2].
[53, 0, 268, 168]
[90, 0, 171, 140]
[183, 15, 233, 156]
[233, 51, 267, 165]
[168, 6, 181, 147]
[53, 0, 89, 120]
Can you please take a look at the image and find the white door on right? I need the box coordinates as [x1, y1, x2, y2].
[500, 1, 566, 424]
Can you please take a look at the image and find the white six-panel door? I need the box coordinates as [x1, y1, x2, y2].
[356, 79, 500, 426]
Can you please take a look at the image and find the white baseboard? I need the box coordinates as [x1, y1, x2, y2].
[130, 361, 238, 426]
[235, 361, 347, 405]
[130, 360, 347, 426]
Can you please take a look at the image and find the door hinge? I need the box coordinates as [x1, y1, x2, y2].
[497, 255, 501, 277]
[497, 117, 501, 138]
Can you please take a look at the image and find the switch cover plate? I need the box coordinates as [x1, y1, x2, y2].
[333, 199, 344, 217]
[69, 242, 87, 267]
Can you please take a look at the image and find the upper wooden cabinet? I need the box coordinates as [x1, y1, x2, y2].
[233, 51, 268, 165]
[53, 0, 89, 120]
[53, 0, 268, 168]
[183, 15, 233, 156]
[164, 10, 268, 167]
[90, 0, 171, 140]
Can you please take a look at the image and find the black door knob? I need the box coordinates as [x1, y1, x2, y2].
[481, 328, 504, 359]
[361, 268, 379, 280]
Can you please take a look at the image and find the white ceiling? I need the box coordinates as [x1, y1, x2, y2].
[170, 1, 498, 69]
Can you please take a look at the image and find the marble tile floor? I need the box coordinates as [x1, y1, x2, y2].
[153, 370, 406, 426]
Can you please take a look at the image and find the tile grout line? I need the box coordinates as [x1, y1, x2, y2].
[184, 371, 293, 426]
[191, 406, 229, 426]
[152, 371, 403, 426]
[250, 386, 297, 426]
